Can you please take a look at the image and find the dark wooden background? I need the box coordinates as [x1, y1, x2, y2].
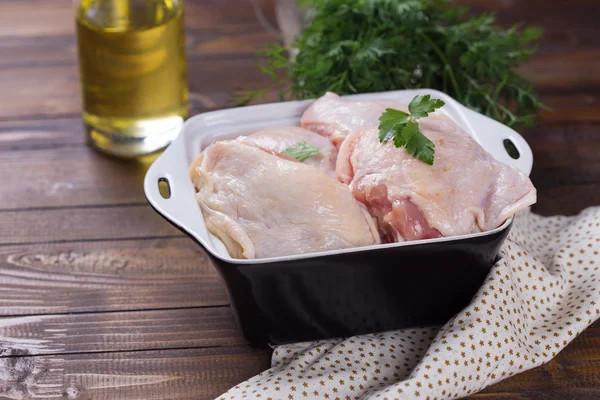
[0, 0, 599, 399]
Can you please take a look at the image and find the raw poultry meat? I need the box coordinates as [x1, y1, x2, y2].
[189, 140, 380, 259]
[336, 113, 537, 241]
[301, 92, 407, 147]
[245, 126, 337, 177]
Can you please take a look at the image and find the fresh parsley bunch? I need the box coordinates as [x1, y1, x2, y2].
[241, 0, 545, 128]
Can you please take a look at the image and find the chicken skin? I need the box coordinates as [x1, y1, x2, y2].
[189, 140, 380, 259]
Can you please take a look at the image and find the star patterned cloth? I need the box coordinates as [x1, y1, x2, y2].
[218, 207, 600, 400]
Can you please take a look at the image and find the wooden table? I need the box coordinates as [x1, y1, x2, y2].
[1, 1, 598, 399]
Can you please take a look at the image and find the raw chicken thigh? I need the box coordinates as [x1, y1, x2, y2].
[189, 140, 380, 259]
[336, 113, 537, 241]
[301, 92, 407, 147]
[245, 126, 337, 176]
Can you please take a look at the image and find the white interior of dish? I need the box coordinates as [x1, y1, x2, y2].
[144, 89, 532, 264]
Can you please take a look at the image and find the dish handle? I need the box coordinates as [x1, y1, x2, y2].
[143, 141, 206, 241]
[460, 106, 533, 176]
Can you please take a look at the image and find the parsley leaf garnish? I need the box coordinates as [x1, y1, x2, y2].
[378, 94, 444, 165]
[402, 120, 436, 165]
[378, 108, 409, 143]
[281, 141, 320, 162]
[408, 95, 446, 119]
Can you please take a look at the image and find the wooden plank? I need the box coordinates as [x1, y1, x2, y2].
[1, 324, 599, 400]
[0, 347, 270, 400]
[0, 117, 83, 151]
[522, 123, 600, 166]
[0, 0, 277, 75]
[0, 146, 151, 209]
[460, 0, 599, 51]
[0, 1, 74, 38]
[0, 0, 276, 38]
[516, 120, 600, 217]
[0, 64, 82, 119]
[520, 122, 600, 215]
[0, 58, 274, 120]
[0, 29, 273, 70]
[534, 184, 600, 217]
[519, 49, 600, 90]
[471, 388, 600, 399]
[539, 93, 600, 123]
[0, 12, 274, 69]
[533, 165, 600, 189]
[0, 307, 244, 356]
[0, 237, 228, 315]
[523, 122, 600, 188]
[0, 205, 184, 245]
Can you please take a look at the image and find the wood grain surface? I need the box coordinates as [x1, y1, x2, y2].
[1, 206, 184, 245]
[0, 0, 598, 399]
[0, 307, 245, 355]
[0, 347, 271, 400]
[0, 238, 228, 316]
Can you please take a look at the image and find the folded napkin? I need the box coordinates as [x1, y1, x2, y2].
[218, 207, 600, 400]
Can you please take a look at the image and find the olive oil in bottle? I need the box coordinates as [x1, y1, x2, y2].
[76, 0, 188, 157]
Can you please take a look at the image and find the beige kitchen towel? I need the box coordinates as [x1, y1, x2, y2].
[218, 207, 600, 400]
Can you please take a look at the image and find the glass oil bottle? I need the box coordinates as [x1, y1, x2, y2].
[76, 0, 188, 157]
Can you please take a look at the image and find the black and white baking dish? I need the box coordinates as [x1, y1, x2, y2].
[144, 89, 533, 347]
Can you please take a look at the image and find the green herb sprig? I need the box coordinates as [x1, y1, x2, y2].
[379, 94, 444, 165]
[240, 0, 546, 128]
[281, 141, 320, 161]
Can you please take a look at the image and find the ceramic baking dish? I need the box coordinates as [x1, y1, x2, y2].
[144, 89, 533, 347]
